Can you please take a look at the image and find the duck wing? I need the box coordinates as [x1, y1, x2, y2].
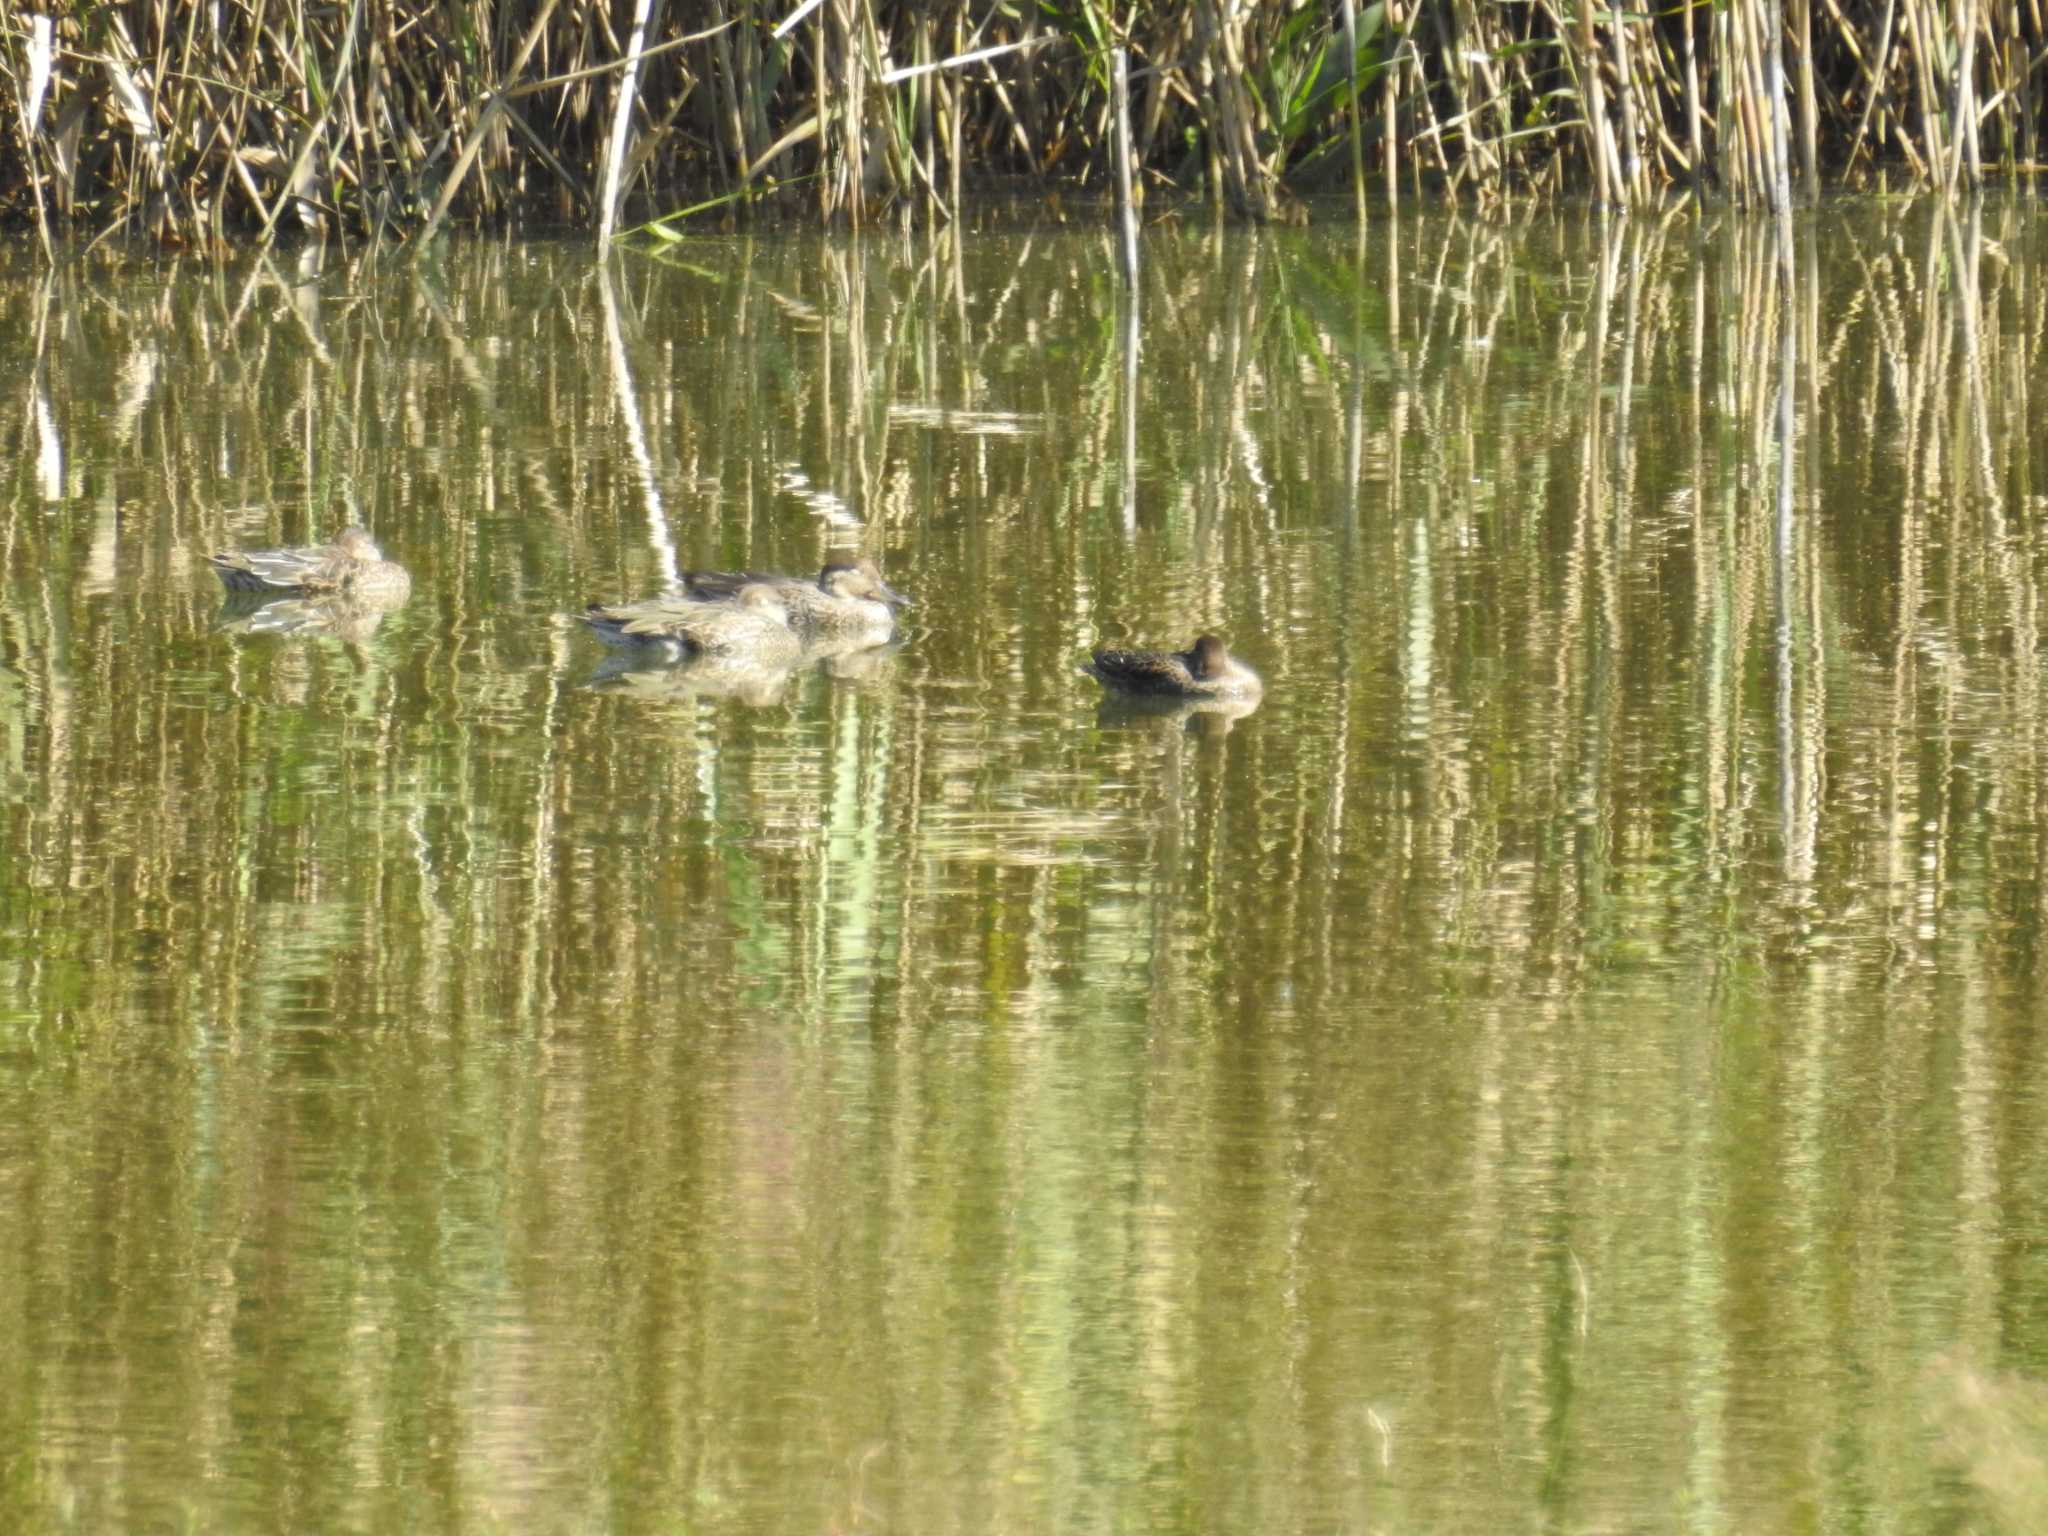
[1087, 648, 1195, 696]
[206, 542, 341, 593]
[680, 569, 796, 602]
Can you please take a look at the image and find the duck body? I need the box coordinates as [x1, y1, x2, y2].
[681, 557, 909, 647]
[1086, 635, 1263, 701]
[207, 526, 411, 603]
[582, 582, 803, 664]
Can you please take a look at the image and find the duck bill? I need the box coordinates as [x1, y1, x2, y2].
[879, 580, 912, 609]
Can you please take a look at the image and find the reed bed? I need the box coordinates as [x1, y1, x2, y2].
[0, 0, 2042, 247]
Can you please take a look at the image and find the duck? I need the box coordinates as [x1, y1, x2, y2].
[582, 582, 802, 664]
[1085, 635, 1263, 701]
[681, 557, 909, 647]
[206, 526, 412, 603]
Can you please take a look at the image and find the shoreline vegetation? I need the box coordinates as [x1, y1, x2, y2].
[0, 0, 2041, 256]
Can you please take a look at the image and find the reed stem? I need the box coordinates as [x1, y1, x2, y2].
[597, 0, 658, 252]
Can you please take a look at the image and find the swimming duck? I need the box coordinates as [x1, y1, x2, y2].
[682, 557, 909, 646]
[582, 582, 802, 664]
[207, 526, 412, 603]
[1086, 635, 1263, 701]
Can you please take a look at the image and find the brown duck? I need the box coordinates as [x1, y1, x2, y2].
[582, 582, 802, 664]
[681, 557, 909, 647]
[1086, 635, 1263, 700]
[207, 526, 411, 603]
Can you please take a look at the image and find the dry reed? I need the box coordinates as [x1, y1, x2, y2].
[0, 0, 2042, 249]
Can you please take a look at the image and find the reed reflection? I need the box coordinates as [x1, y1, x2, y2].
[0, 201, 2043, 1531]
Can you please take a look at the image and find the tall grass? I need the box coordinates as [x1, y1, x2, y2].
[0, 0, 2042, 246]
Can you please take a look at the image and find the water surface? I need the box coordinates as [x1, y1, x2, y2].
[2, 201, 2046, 1532]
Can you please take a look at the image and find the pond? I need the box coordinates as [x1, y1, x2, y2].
[1, 199, 2045, 1532]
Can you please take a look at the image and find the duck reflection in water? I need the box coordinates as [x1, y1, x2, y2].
[215, 591, 406, 644]
[813, 638, 903, 680]
[584, 647, 802, 708]
[582, 628, 904, 706]
[1093, 688, 1262, 736]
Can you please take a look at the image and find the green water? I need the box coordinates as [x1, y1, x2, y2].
[2, 201, 2046, 1532]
